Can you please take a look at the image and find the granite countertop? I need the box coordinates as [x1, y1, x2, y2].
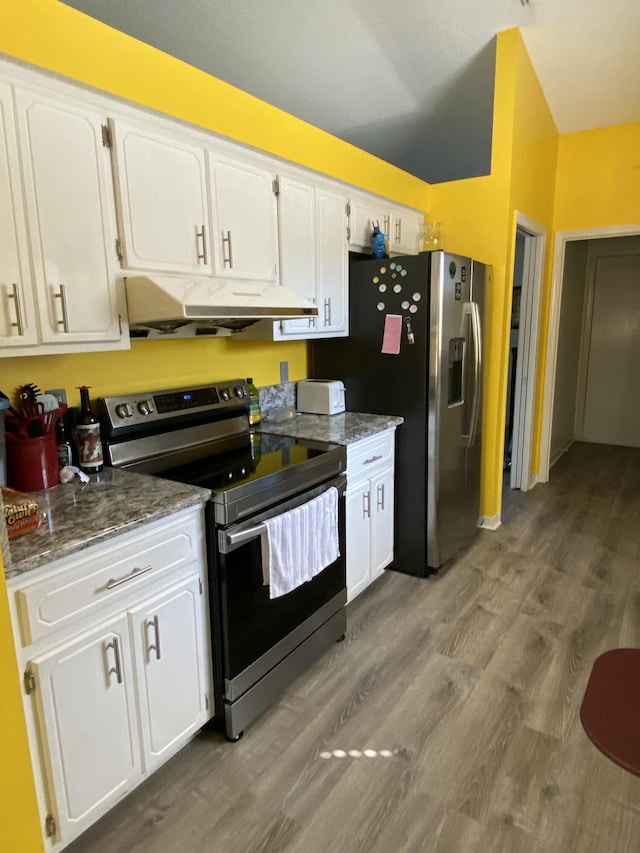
[259, 411, 403, 445]
[5, 468, 211, 580]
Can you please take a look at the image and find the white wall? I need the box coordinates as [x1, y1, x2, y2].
[550, 239, 588, 465]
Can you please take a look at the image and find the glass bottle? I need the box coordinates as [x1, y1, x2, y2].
[76, 386, 103, 474]
[246, 378, 261, 427]
[56, 415, 74, 470]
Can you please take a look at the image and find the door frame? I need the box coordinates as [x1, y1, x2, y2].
[539, 223, 640, 481]
[508, 213, 546, 492]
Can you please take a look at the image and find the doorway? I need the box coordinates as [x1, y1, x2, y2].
[540, 225, 640, 482]
[503, 215, 546, 494]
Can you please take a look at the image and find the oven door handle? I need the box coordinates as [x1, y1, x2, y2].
[219, 475, 346, 555]
[222, 522, 267, 553]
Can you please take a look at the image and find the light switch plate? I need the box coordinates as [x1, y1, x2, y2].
[45, 388, 67, 405]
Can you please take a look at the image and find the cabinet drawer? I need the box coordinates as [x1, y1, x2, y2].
[13, 511, 203, 647]
[346, 430, 395, 479]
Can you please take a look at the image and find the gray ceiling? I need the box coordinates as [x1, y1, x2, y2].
[60, 1, 640, 185]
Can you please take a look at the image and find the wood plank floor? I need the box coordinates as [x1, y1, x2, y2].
[68, 442, 640, 853]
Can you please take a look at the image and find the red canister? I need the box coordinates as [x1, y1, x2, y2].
[5, 433, 60, 492]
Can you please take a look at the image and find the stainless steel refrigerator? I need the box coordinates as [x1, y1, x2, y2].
[311, 250, 485, 577]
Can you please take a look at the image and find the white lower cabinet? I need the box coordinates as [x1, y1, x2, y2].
[131, 575, 208, 774]
[8, 506, 213, 851]
[345, 430, 396, 602]
[29, 615, 142, 844]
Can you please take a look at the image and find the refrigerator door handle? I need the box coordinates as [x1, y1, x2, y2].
[467, 301, 482, 447]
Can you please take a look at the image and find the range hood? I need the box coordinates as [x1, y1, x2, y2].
[125, 275, 318, 333]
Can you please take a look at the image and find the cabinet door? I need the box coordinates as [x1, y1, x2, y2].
[277, 175, 317, 337]
[110, 119, 210, 274]
[348, 197, 391, 253]
[390, 209, 424, 256]
[131, 574, 210, 773]
[316, 187, 348, 335]
[0, 82, 38, 346]
[14, 88, 122, 345]
[29, 615, 141, 846]
[208, 154, 278, 282]
[370, 468, 395, 579]
[345, 482, 372, 603]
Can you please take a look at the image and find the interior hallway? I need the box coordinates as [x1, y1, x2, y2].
[68, 441, 640, 853]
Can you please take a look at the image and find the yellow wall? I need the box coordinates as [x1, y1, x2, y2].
[554, 122, 640, 231]
[0, 555, 43, 853]
[431, 29, 558, 518]
[507, 34, 559, 484]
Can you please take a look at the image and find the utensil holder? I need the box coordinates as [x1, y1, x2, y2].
[6, 433, 59, 492]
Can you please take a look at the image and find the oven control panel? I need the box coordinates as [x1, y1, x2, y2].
[99, 379, 250, 432]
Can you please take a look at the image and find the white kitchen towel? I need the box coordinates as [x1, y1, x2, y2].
[262, 486, 340, 599]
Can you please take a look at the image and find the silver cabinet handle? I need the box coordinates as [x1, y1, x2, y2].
[377, 483, 385, 511]
[146, 615, 161, 661]
[222, 230, 234, 268]
[105, 564, 153, 590]
[395, 218, 402, 244]
[310, 297, 316, 328]
[363, 491, 371, 519]
[54, 284, 70, 333]
[383, 215, 390, 237]
[106, 636, 123, 684]
[8, 283, 25, 336]
[364, 454, 383, 465]
[196, 225, 208, 264]
[324, 298, 331, 327]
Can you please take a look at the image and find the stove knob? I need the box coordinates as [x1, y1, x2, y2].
[234, 386, 246, 398]
[220, 388, 231, 401]
[137, 399, 154, 416]
[115, 403, 134, 419]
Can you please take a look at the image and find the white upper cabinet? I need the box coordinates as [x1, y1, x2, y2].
[0, 81, 125, 355]
[276, 176, 316, 336]
[348, 193, 424, 256]
[273, 175, 348, 340]
[0, 82, 38, 347]
[389, 206, 425, 255]
[109, 119, 211, 275]
[315, 186, 348, 335]
[9, 86, 124, 350]
[207, 153, 279, 282]
[348, 195, 392, 254]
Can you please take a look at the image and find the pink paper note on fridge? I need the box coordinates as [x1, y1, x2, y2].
[381, 314, 402, 354]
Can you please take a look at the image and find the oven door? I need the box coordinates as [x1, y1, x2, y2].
[208, 474, 346, 735]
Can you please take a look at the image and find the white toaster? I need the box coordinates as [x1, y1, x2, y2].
[296, 380, 346, 415]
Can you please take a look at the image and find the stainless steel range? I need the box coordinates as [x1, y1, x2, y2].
[99, 379, 347, 740]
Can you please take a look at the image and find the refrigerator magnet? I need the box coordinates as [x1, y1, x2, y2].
[381, 314, 403, 354]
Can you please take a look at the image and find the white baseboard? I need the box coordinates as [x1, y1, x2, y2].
[549, 439, 573, 470]
[480, 514, 502, 531]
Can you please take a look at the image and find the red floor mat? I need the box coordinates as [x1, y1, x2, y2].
[580, 648, 640, 777]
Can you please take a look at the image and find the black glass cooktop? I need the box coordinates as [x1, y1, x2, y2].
[157, 432, 344, 496]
